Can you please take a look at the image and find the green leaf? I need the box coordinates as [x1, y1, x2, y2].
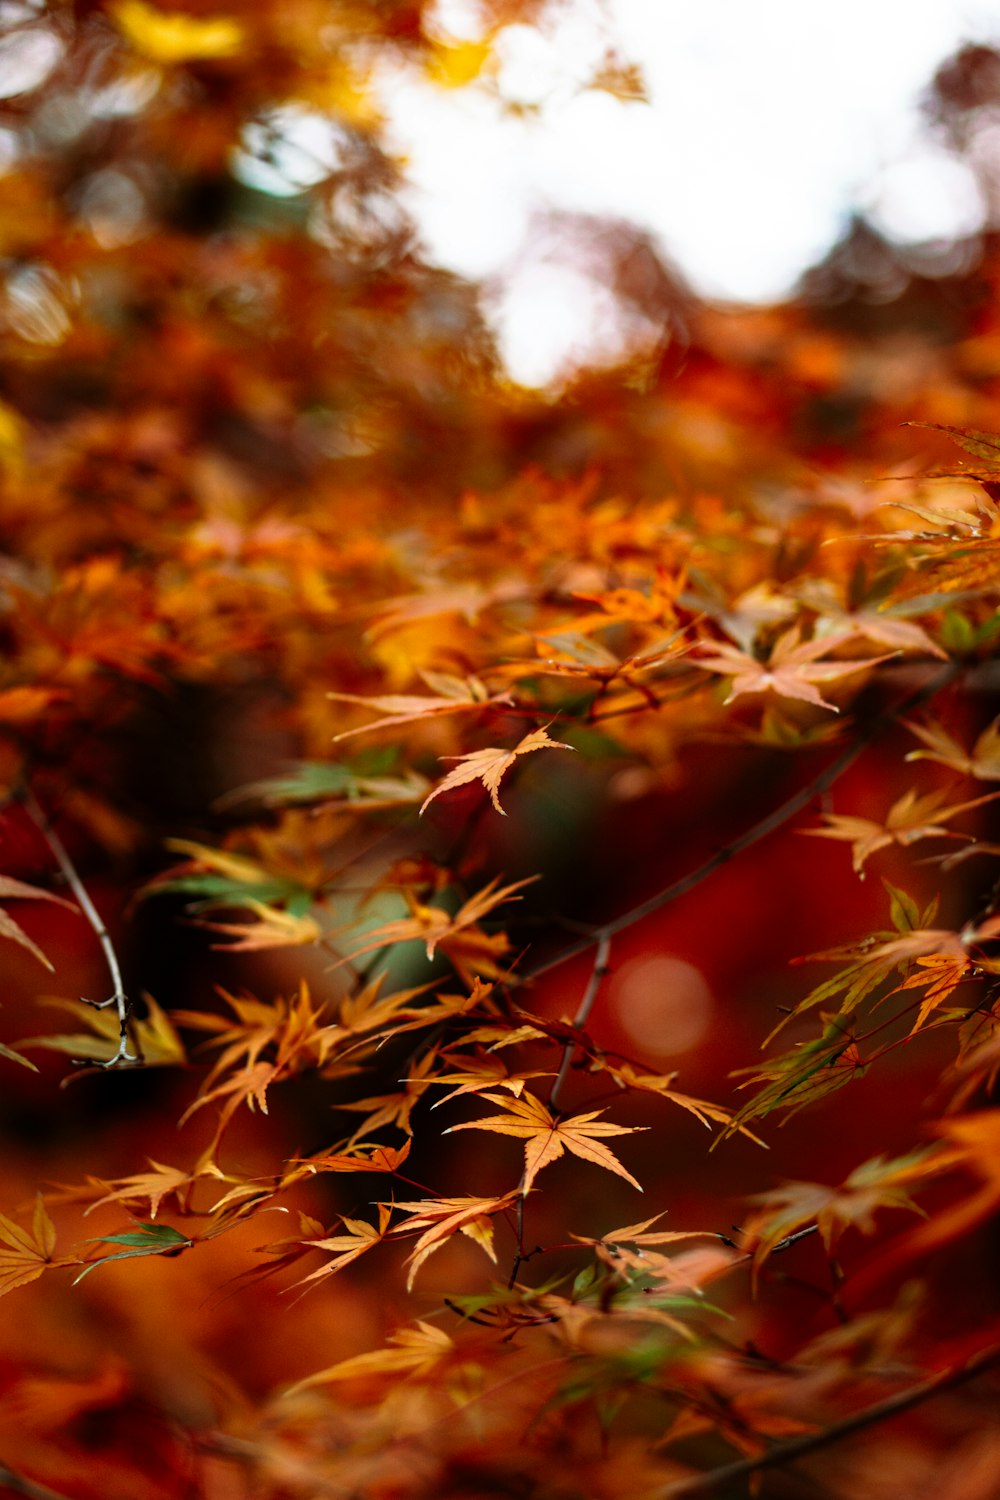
[147, 873, 312, 911]
[74, 1221, 191, 1282]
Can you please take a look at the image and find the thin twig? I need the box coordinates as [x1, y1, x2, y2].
[18, 783, 139, 1068]
[658, 1340, 1000, 1497]
[549, 931, 611, 1112]
[525, 662, 961, 986]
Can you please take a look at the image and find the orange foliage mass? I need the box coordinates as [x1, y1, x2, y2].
[1, 5, 1000, 1498]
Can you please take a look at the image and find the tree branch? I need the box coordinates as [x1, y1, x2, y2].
[659, 1340, 1000, 1497]
[525, 662, 961, 985]
[549, 930, 611, 1111]
[18, 783, 139, 1068]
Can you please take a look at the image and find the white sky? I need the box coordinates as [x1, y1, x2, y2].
[379, 0, 1000, 385]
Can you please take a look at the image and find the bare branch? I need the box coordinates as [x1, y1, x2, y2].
[526, 662, 961, 986]
[659, 1340, 1000, 1498]
[549, 931, 611, 1112]
[18, 783, 140, 1069]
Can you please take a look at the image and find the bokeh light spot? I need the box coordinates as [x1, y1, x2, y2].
[610, 952, 714, 1060]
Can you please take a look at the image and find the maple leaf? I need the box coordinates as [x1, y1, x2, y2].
[414, 1050, 550, 1108]
[803, 786, 1000, 874]
[742, 1146, 944, 1268]
[390, 1191, 521, 1289]
[445, 1090, 647, 1194]
[74, 1221, 192, 1283]
[892, 953, 982, 1035]
[905, 717, 1000, 781]
[420, 726, 574, 816]
[290, 1139, 411, 1176]
[848, 1111, 1000, 1295]
[0, 874, 77, 972]
[74, 1151, 226, 1220]
[19, 992, 184, 1067]
[594, 1060, 766, 1144]
[194, 899, 323, 952]
[287, 1320, 457, 1392]
[335, 877, 535, 986]
[294, 1202, 394, 1288]
[174, 983, 339, 1138]
[335, 1047, 440, 1140]
[696, 627, 892, 712]
[0, 1196, 60, 1297]
[328, 676, 507, 743]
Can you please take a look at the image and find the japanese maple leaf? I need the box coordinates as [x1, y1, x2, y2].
[194, 899, 323, 952]
[696, 627, 891, 711]
[445, 1090, 646, 1193]
[336, 876, 535, 985]
[389, 1191, 521, 1289]
[905, 716, 1000, 781]
[803, 786, 1000, 874]
[290, 1140, 411, 1177]
[892, 953, 981, 1034]
[287, 1320, 456, 1392]
[0, 874, 77, 973]
[420, 726, 574, 815]
[73, 1152, 225, 1219]
[0, 1197, 60, 1297]
[742, 1145, 943, 1268]
[295, 1202, 394, 1287]
[328, 674, 508, 743]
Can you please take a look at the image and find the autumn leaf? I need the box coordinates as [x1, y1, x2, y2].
[291, 1139, 411, 1177]
[193, 899, 323, 952]
[0, 875, 77, 972]
[328, 676, 508, 743]
[0, 1197, 60, 1297]
[695, 628, 892, 712]
[420, 726, 574, 815]
[335, 877, 535, 986]
[904, 421, 1000, 469]
[20, 993, 184, 1067]
[390, 1192, 521, 1289]
[803, 786, 1000, 874]
[445, 1090, 647, 1194]
[892, 953, 981, 1034]
[905, 716, 1000, 781]
[287, 1320, 456, 1392]
[742, 1146, 944, 1269]
[73, 1152, 226, 1220]
[293, 1202, 394, 1288]
[594, 1059, 764, 1143]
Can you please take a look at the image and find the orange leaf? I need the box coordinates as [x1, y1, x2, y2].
[420, 726, 574, 815]
[445, 1090, 646, 1193]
